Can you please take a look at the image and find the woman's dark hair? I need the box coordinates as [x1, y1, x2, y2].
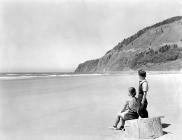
[129, 87, 136, 97]
[138, 69, 146, 78]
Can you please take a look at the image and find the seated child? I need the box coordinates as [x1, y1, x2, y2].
[112, 87, 140, 130]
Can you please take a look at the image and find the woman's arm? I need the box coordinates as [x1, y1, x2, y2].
[142, 91, 147, 105]
[141, 81, 148, 105]
[120, 101, 129, 113]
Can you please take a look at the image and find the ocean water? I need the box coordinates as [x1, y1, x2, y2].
[0, 73, 109, 80]
[1, 71, 181, 80]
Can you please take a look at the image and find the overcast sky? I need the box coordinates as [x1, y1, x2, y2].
[0, 0, 182, 72]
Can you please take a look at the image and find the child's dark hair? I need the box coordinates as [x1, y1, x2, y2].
[138, 69, 146, 78]
[129, 87, 136, 97]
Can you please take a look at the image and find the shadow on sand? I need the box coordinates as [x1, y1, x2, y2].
[162, 123, 171, 135]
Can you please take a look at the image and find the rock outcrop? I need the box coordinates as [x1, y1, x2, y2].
[75, 16, 182, 73]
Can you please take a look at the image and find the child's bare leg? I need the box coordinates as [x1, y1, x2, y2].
[113, 101, 128, 128]
[119, 117, 125, 130]
[113, 115, 120, 127]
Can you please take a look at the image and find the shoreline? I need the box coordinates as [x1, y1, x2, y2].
[0, 71, 182, 80]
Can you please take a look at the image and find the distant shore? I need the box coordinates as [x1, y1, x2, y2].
[74, 70, 182, 75]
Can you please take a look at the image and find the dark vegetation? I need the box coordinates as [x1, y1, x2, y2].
[129, 44, 182, 69]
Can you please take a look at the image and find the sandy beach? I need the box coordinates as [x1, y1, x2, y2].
[0, 73, 182, 140]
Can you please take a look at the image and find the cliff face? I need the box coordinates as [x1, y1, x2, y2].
[75, 16, 182, 73]
[75, 59, 99, 73]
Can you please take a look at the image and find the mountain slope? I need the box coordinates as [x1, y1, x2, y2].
[75, 16, 182, 73]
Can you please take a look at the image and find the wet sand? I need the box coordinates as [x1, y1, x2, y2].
[0, 73, 182, 140]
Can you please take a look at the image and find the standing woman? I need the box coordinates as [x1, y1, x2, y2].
[138, 69, 149, 118]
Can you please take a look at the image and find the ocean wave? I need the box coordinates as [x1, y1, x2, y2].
[0, 73, 109, 80]
[0, 75, 40, 80]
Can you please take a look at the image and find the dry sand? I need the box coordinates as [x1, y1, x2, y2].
[0, 73, 182, 140]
